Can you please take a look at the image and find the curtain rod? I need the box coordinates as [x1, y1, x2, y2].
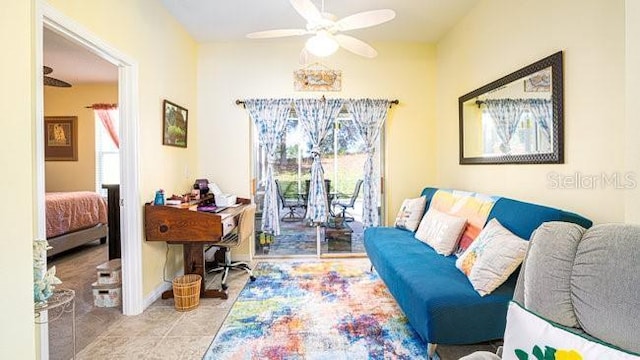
[235, 98, 400, 108]
[84, 103, 118, 109]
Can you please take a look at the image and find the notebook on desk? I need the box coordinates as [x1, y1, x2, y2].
[197, 205, 228, 213]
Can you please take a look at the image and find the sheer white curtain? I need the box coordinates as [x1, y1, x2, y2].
[485, 99, 526, 154]
[245, 98, 292, 235]
[294, 98, 344, 224]
[345, 99, 389, 227]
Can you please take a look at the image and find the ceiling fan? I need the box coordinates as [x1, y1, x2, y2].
[43, 66, 72, 88]
[246, 0, 396, 61]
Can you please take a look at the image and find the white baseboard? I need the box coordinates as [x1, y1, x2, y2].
[143, 281, 173, 309]
[233, 254, 252, 263]
[143, 269, 184, 309]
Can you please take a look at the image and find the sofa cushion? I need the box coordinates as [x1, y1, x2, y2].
[503, 301, 640, 359]
[571, 224, 640, 354]
[394, 196, 427, 232]
[414, 208, 466, 255]
[364, 226, 516, 344]
[523, 221, 585, 328]
[456, 219, 529, 296]
[428, 189, 499, 255]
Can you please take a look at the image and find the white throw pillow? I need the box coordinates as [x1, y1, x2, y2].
[503, 302, 640, 360]
[455, 218, 529, 296]
[394, 196, 427, 232]
[414, 208, 467, 256]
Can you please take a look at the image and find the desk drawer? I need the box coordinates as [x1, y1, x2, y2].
[222, 216, 236, 237]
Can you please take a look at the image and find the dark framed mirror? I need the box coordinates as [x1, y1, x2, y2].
[459, 51, 563, 164]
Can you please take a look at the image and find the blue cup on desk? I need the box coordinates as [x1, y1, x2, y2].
[154, 190, 165, 206]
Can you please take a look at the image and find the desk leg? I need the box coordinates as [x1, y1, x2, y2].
[161, 243, 228, 300]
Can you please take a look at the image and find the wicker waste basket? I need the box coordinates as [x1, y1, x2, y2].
[172, 274, 201, 311]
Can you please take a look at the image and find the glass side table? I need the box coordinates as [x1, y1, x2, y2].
[34, 289, 76, 359]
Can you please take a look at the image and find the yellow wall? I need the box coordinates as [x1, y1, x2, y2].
[44, 84, 118, 192]
[42, 0, 200, 297]
[0, 0, 37, 358]
[436, 0, 626, 223]
[625, 0, 640, 223]
[196, 41, 437, 241]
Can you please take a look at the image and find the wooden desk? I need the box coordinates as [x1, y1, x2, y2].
[144, 198, 250, 300]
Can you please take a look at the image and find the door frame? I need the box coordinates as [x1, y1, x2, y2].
[35, 3, 144, 356]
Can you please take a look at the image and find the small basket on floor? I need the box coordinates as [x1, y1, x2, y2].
[172, 274, 201, 311]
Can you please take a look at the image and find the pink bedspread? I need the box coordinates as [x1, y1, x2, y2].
[46, 192, 108, 238]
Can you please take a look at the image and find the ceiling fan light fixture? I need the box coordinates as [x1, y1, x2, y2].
[305, 31, 339, 57]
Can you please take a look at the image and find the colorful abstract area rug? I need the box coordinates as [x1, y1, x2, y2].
[203, 261, 428, 359]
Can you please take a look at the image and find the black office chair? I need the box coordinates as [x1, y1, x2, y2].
[332, 179, 363, 222]
[275, 180, 304, 221]
[206, 204, 257, 290]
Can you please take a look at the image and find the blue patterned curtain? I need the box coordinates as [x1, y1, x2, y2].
[245, 98, 292, 235]
[527, 99, 552, 141]
[294, 98, 344, 223]
[346, 99, 389, 227]
[484, 99, 527, 154]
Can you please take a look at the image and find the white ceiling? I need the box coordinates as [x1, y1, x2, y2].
[42, 0, 479, 85]
[43, 28, 119, 85]
[162, 0, 480, 43]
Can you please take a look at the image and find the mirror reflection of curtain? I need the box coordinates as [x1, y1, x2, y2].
[245, 98, 293, 235]
[294, 98, 344, 223]
[527, 99, 552, 142]
[345, 99, 388, 228]
[484, 99, 527, 154]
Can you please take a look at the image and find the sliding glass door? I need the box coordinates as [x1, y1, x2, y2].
[252, 112, 384, 258]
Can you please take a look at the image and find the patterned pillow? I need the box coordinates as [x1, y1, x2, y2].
[455, 218, 529, 296]
[504, 301, 640, 360]
[414, 208, 467, 256]
[394, 196, 427, 232]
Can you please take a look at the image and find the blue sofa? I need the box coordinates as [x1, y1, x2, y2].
[364, 187, 592, 357]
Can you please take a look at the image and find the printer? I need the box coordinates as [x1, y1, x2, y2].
[209, 182, 237, 207]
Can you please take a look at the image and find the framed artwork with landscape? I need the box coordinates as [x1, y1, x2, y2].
[162, 100, 188, 148]
[44, 116, 78, 161]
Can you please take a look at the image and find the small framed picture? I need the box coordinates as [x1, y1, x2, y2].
[162, 100, 188, 148]
[44, 116, 78, 161]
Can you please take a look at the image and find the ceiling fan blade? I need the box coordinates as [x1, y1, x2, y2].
[247, 28, 308, 39]
[337, 9, 396, 31]
[44, 76, 72, 88]
[289, 0, 322, 23]
[43, 66, 53, 75]
[334, 34, 377, 58]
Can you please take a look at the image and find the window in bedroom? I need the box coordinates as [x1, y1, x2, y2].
[94, 106, 120, 197]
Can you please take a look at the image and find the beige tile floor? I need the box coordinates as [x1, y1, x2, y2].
[76, 264, 253, 360]
[76, 259, 497, 360]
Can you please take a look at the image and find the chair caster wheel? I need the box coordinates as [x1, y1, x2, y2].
[221, 284, 228, 290]
[250, 276, 256, 282]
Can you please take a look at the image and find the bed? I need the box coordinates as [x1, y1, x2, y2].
[46, 191, 109, 257]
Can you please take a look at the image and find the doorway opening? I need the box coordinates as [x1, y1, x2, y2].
[36, 3, 143, 358]
[252, 111, 384, 258]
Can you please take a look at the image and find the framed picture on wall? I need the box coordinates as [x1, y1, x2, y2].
[44, 116, 78, 161]
[162, 100, 188, 148]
